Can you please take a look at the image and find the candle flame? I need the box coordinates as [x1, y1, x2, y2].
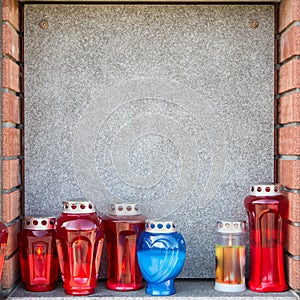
[36, 244, 42, 256]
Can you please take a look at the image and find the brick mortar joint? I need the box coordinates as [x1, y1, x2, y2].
[279, 20, 300, 36]
[1, 186, 22, 195]
[286, 251, 300, 261]
[285, 219, 300, 226]
[2, 20, 20, 34]
[275, 154, 300, 160]
[2, 122, 19, 128]
[4, 216, 21, 228]
[277, 56, 300, 68]
[282, 186, 300, 194]
[2, 156, 23, 161]
[2, 89, 21, 97]
[277, 87, 300, 98]
[276, 122, 300, 128]
[2, 20, 20, 35]
[4, 249, 18, 261]
[2, 54, 20, 65]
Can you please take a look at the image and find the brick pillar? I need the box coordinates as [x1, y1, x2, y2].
[1, 0, 21, 293]
[278, 0, 300, 290]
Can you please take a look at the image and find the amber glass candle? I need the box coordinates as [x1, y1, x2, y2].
[214, 220, 246, 292]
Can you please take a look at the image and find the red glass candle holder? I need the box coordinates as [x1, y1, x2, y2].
[55, 199, 104, 296]
[0, 222, 8, 283]
[18, 216, 58, 292]
[244, 183, 288, 292]
[103, 203, 146, 291]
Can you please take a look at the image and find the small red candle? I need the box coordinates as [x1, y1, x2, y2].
[18, 216, 58, 292]
[0, 222, 8, 282]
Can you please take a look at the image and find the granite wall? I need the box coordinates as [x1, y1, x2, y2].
[23, 4, 274, 278]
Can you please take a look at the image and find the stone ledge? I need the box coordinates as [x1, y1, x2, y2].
[8, 280, 299, 300]
[20, 0, 281, 2]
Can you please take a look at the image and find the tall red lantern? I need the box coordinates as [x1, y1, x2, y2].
[55, 199, 104, 296]
[18, 216, 58, 292]
[244, 183, 288, 292]
[0, 222, 8, 283]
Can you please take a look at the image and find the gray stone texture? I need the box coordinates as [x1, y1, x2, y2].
[21, 0, 281, 3]
[24, 4, 274, 278]
[9, 280, 298, 299]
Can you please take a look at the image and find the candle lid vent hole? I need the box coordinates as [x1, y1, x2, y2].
[145, 220, 178, 233]
[109, 203, 141, 216]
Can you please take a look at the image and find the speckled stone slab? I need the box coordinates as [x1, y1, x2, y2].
[22, 0, 281, 3]
[24, 4, 274, 278]
[9, 280, 298, 299]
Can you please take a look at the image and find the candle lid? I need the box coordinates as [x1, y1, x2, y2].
[216, 220, 246, 234]
[109, 203, 141, 216]
[23, 216, 56, 230]
[145, 220, 177, 233]
[62, 199, 96, 214]
[249, 183, 282, 196]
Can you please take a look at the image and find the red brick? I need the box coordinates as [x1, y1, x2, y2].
[2, 253, 19, 289]
[2, 57, 20, 92]
[2, 0, 19, 31]
[5, 221, 20, 257]
[2, 190, 21, 223]
[2, 92, 20, 124]
[279, 0, 300, 33]
[2, 128, 21, 157]
[280, 25, 300, 62]
[2, 23, 20, 62]
[279, 59, 300, 94]
[278, 126, 300, 155]
[2, 159, 20, 190]
[278, 159, 300, 189]
[283, 191, 300, 222]
[285, 223, 300, 256]
[285, 255, 300, 289]
[278, 92, 300, 124]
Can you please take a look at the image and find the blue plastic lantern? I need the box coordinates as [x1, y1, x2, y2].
[137, 220, 186, 296]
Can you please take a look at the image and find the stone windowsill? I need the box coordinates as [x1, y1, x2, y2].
[8, 280, 300, 300]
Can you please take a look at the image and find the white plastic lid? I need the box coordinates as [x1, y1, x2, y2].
[109, 203, 140, 216]
[216, 220, 246, 234]
[62, 199, 95, 214]
[249, 183, 282, 196]
[145, 220, 177, 233]
[23, 216, 56, 230]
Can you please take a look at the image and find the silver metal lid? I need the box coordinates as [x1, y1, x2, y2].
[23, 216, 56, 230]
[109, 203, 140, 216]
[62, 199, 95, 214]
[145, 220, 177, 233]
[216, 220, 246, 234]
[249, 183, 282, 196]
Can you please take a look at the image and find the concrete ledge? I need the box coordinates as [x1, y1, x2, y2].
[20, 1, 281, 2]
[8, 280, 299, 300]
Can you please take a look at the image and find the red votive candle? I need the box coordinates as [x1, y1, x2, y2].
[18, 216, 58, 292]
[244, 183, 288, 292]
[0, 222, 8, 283]
[103, 203, 146, 291]
[55, 199, 104, 296]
